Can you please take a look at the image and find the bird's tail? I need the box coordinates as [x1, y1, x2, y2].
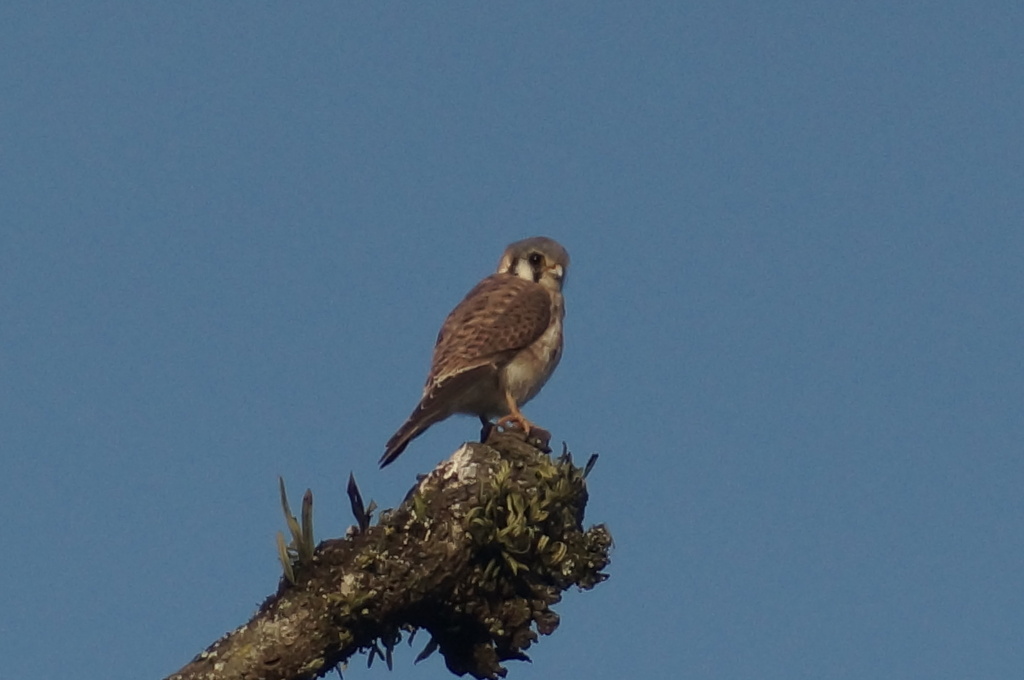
[379, 406, 441, 468]
[380, 369, 489, 467]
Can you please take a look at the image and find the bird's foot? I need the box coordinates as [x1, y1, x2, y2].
[495, 413, 530, 434]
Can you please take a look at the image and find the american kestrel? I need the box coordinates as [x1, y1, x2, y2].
[380, 236, 569, 467]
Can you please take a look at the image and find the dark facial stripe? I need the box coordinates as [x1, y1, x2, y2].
[528, 252, 544, 282]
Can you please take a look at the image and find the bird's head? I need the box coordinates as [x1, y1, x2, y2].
[497, 236, 570, 292]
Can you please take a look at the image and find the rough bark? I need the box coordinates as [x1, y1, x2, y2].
[165, 430, 611, 680]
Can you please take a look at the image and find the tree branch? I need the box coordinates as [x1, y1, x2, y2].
[165, 430, 611, 680]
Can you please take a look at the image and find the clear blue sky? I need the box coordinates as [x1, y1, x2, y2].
[3, 3, 1022, 679]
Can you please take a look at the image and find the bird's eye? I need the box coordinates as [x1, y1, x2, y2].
[528, 252, 543, 266]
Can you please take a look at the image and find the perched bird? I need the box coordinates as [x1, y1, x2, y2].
[380, 236, 569, 467]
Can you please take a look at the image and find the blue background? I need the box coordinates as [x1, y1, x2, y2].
[2, 3, 1022, 679]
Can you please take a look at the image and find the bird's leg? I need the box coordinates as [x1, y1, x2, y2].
[478, 415, 495, 443]
[496, 391, 533, 434]
[494, 392, 552, 452]
[501, 393, 556, 452]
